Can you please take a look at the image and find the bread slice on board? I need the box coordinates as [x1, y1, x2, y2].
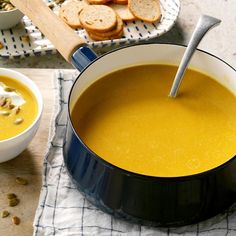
[87, 14, 124, 40]
[59, 0, 88, 29]
[79, 5, 117, 32]
[88, 28, 123, 40]
[128, 0, 161, 23]
[109, 3, 136, 21]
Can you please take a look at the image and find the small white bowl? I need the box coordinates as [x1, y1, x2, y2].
[0, 68, 43, 163]
[0, 8, 24, 30]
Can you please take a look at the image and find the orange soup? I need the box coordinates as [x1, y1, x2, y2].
[0, 76, 38, 141]
[71, 65, 236, 177]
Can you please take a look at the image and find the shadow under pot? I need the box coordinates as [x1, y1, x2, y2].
[63, 43, 236, 227]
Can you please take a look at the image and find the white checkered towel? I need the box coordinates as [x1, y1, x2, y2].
[33, 70, 236, 236]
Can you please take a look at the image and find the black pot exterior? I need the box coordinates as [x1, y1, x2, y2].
[63, 120, 236, 227]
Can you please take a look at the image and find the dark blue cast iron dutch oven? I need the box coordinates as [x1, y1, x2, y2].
[13, 0, 236, 227]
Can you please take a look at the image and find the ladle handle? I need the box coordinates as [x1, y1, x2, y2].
[11, 0, 86, 62]
[169, 15, 221, 97]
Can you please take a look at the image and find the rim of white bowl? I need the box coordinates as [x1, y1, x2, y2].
[0, 68, 43, 143]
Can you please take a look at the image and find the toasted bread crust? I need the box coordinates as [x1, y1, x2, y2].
[128, 0, 161, 23]
[109, 3, 135, 21]
[88, 28, 123, 40]
[79, 5, 117, 32]
[112, 0, 128, 5]
[59, 0, 88, 29]
[87, 14, 123, 37]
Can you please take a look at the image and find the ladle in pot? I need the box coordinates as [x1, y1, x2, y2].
[169, 15, 221, 98]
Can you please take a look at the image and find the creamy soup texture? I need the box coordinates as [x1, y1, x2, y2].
[71, 65, 236, 177]
[0, 76, 38, 141]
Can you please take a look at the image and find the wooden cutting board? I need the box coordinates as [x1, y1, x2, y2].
[0, 69, 71, 236]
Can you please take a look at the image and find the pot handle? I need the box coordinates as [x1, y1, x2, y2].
[11, 0, 97, 71]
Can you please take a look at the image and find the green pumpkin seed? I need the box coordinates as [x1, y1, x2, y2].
[3, 97, 12, 108]
[8, 104, 15, 110]
[7, 193, 17, 199]
[1, 210, 10, 218]
[16, 177, 28, 185]
[0, 0, 15, 11]
[4, 87, 15, 92]
[0, 110, 10, 116]
[0, 97, 7, 107]
[13, 106, 21, 114]
[8, 198, 19, 207]
[14, 117, 24, 125]
[12, 216, 20, 225]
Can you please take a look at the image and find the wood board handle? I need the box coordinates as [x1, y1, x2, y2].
[11, 0, 86, 61]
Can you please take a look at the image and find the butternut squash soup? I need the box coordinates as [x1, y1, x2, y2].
[71, 65, 236, 177]
[0, 76, 38, 141]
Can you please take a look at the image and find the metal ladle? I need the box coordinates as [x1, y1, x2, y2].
[169, 15, 221, 98]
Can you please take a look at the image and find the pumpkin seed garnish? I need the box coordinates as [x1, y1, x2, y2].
[3, 97, 12, 108]
[14, 117, 24, 125]
[7, 193, 17, 199]
[16, 177, 28, 185]
[0, 110, 10, 116]
[8, 104, 15, 110]
[0, 0, 15, 11]
[0, 97, 7, 107]
[1, 210, 10, 218]
[4, 86, 15, 92]
[8, 197, 19, 207]
[13, 106, 21, 114]
[12, 216, 20, 225]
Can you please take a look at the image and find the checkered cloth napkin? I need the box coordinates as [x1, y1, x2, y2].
[33, 70, 236, 236]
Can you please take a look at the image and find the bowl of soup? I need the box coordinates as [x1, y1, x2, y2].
[63, 43, 236, 226]
[0, 68, 43, 162]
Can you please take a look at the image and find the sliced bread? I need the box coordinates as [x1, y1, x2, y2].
[79, 5, 117, 32]
[128, 0, 161, 23]
[59, 0, 88, 29]
[109, 3, 135, 21]
[87, 14, 124, 38]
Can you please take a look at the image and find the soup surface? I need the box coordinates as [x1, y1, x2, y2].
[71, 65, 236, 177]
[0, 76, 38, 141]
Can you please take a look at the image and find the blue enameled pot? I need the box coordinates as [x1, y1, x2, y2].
[9, 0, 236, 228]
[63, 43, 236, 227]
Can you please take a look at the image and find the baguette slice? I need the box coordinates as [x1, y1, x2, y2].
[128, 0, 161, 23]
[88, 28, 123, 41]
[59, 0, 88, 29]
[109, 3, 136, 21]
[87, 15, 124, 38]
[79, 5, 117, 32]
